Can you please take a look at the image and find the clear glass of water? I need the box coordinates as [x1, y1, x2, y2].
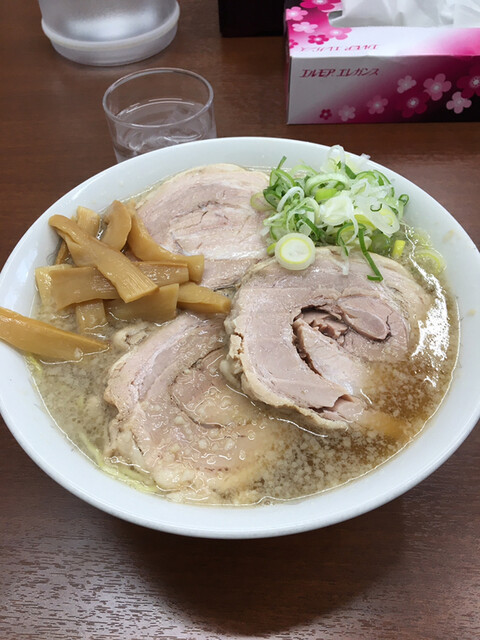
[102, 67, 216, 162]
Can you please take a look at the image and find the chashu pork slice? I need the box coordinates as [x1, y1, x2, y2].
[136, 163, 269, 289]
[223, 246, 433, 439]
[104, 313, 282, 503]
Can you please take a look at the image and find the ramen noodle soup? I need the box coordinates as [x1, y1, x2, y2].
[1, 156, 459, 506]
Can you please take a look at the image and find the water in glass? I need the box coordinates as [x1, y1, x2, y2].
[112, 98, 216, 162]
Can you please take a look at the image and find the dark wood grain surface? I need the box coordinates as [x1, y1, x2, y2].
[1, 2, 479, 639]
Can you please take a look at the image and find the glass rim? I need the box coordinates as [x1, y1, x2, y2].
[102, 67, 214, 129]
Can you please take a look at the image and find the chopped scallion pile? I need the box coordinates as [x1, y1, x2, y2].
[253, 146, 414, 281]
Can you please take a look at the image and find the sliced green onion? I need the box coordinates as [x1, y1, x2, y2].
[356, 170, 391, 186]
[269, 226, 284, 241]
[266, 242, 275, 255]
[358, 227, 383, 281]
[354, 214, 376, 231]
[369, 230, 392, 255]
[314, 187, 338, 202]
[269, 168, 295, 193]
[344, 164, 357, 179]
[336, 222, 356, 257]
[264, 190, 280, 208]
[298, 215, 325, 243]
[392, 239, 406, 259]
[250, 192, 272, 212]
[275, 233, 316, 270]
[305, 172, 350, 194]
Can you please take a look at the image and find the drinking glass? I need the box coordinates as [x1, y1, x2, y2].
[103, 67, 216, 162]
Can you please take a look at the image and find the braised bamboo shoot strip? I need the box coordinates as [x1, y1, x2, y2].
[76, 206, 101, 236]
[0, 307, 108, 361]
[101, 200, 132, 250]
[54, 239, 69, 265]
[49, 215, 158, 303]
[75, 202, 108, 333]
[106, 283, 179, 323]
[35, 264, 73, 306]
[54, 206, 100, 264]
[74, 207, 113, 333]
[138, 261, 189, 286]
[75, 300, 108, 334]
[36, 262, 189, 309]
[177, 282, 232, 314]
[128, 213, 204, 283]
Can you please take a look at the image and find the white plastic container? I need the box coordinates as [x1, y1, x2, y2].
[39, 0, 180, 66]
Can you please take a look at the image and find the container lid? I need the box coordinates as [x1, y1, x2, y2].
[41, 0, 180, 66]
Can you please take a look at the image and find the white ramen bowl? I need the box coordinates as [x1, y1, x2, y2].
[0, 137, 479, 539]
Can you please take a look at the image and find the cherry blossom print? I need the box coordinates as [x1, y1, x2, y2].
[289, 39, 299, 49]
[319, 109, 332, 120]
[338, 105, 356, 121]
[457, 64, 480, 99]
[301, 0, 339, 10]
[446, 91, 472, 114]
[308, 34, 330, 45]
[367, 95, 388, 115]
[423, 73, 452, 101]
[397, 75, 417, 94]
[323, 26, 352, 40]
[286, 6, 309, 21]
[395, 90, 429, 118]
[292, 21, 318, 34]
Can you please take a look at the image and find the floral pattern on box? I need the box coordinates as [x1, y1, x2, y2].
[285, 1, 480, 123]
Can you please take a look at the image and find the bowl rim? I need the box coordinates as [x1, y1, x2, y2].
[0, 136, 479, 539]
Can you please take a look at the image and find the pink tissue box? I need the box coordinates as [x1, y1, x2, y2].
[285, 1, 480, 124]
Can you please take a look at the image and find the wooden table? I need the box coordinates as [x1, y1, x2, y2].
[1, 2, 479, 638]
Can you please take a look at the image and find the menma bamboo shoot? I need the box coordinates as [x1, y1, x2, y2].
[128, 213, 204, 283]
[75, 300, 108, 334]
[101, 200, 132, 251]
[37, 262, 189, 309]
[35, 264, 73, 306]
[177, 282, 231, 314]
[0, 307, 108, 361]
[49, 215, 157, 303]
[106, 283, 179, 323]
[54, 206, 100, 264]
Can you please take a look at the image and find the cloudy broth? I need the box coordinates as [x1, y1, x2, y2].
[31, 260, 458, 506]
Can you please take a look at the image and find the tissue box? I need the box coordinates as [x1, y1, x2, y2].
[285, 1, 480, 124]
